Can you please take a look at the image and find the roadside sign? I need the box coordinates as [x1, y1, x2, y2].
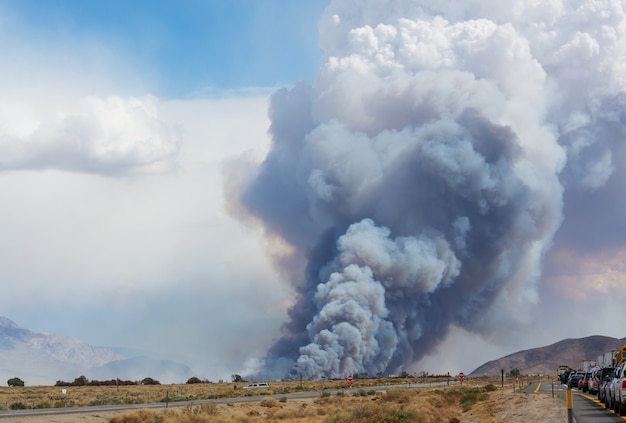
[459, 372, 465, 384]
[347, 375, 353, 386]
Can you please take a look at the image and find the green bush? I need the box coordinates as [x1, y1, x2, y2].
[7, 377, 25, 387]
[10, 402, 27, 410]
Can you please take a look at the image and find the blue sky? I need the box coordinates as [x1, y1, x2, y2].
[1, 0, 326, 96]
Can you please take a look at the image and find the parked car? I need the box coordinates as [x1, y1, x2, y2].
[597, 367, 615, 402]
[580, 371, 593, 393]
[588, 367, 600, 394]
[607, 366, 623, 411]
[243, 382, 270, 390]
[611, 366, 626, 415]
[568, 371, 584, 389]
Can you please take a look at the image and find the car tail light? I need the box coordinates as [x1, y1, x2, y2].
[621, 380, 626, 389]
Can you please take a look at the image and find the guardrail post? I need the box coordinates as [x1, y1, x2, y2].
[567, 388, 573, 423]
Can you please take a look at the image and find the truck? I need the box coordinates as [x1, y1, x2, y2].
[598, 351, 618, 368]
[557, 365, 571, 383]
[579, 359, 597, 372]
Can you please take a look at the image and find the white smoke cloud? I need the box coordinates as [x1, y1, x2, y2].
[230, 0, 626, 379]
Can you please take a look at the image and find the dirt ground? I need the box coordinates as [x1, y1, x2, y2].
[0, 387, 569, 423]
[462, 388, 568, 423]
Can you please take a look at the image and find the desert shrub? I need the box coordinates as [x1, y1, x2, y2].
[186, 377, 203, 384]
[484, 384, 497, 392]
[320, 391, 331, 398]
[10, 401, 27, 410]
[54, 399, 74, 408]
[109, 408, 159, 423]
[338, 402, 418, 423]
[382, 389, 411, 404]
[279, 396, 287, 402]
[456, 387, 490, 412]
[196, 402, 218, 415]
[260, 398, 278, 408]
[34, 400, 52, 408]
[162, 395, 195, 402]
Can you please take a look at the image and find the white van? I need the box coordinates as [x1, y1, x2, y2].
[243, 382, 270, 389]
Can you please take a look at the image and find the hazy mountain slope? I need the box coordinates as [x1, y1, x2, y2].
[471, 335, 626, 376]
[0, 316, 125, 385]
[0, 317, 192, 385]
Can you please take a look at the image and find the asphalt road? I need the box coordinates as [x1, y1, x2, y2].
[526, 381, 626, 422]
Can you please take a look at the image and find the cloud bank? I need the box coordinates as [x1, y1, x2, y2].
[0, 94, 180, 175]
[228, 0, 626, 379]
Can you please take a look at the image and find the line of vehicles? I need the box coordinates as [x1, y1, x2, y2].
[558, 345, 626, 415]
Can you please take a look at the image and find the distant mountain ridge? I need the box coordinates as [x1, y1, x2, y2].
[0, 316, 192, 385]
[471, 335, 626, 376]
[4, 315, 621, 385]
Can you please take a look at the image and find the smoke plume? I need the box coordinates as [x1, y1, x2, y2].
[227, 0, 626, 379]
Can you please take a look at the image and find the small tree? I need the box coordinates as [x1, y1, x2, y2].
[141, 377, 160, 385]
[509, 368, 521, 377]
[73, 375, 88, 386]
[232, 374, 243, 383]
[186, 376, 202, 384]
[7, 377, 24, 387]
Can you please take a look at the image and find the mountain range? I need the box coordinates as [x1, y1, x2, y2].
[2, 316, 624, 386]
[0, 317, 192, 386]
[470, 335, 626, 376]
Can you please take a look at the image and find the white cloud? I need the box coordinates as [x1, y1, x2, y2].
[0, 95, 181, 174]
[0, 88, 294, 379]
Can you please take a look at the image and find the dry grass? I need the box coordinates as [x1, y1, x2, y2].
[0, 376, 565, 423]
[0, 377, 444, 410]
[107, 387, 472, 423]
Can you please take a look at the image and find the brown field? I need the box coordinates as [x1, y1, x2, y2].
[0, 377, 452, 410]
[0, 376, 567, 423]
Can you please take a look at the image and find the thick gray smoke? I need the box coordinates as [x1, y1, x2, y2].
[228, 0, 626, 379]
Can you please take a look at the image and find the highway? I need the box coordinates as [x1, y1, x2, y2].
[527, 381, 626, 422]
